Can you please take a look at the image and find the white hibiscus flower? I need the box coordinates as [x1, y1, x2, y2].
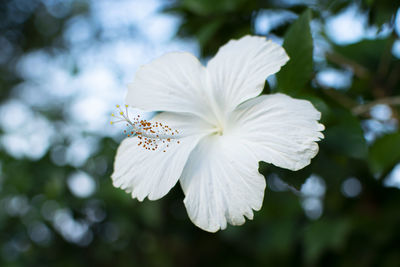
[111, 35, 324, 232]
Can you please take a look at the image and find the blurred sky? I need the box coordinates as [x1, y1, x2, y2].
[0, 0, 199, 162]
[0, 0, 400, 224]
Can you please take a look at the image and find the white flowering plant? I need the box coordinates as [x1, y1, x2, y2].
[110, 28, 324, 232]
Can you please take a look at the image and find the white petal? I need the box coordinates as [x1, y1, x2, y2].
[229, 93, 324, 171]
[180, 135, 266, 232]
[126, 52, 215, 122]
[206, 35, 289, 113]
[111, 112, 207, 201]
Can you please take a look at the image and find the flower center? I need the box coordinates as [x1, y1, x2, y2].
[215, 126, 224, 136]
[110, 105, 180, 152]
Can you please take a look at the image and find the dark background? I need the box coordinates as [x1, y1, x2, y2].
[0, 0, 400, 266]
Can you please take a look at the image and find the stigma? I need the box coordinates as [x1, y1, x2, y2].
[110, 105, 180, 152]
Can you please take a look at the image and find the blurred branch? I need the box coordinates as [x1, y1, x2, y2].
[387, 65, 400, 93]
[376, 38, 394, 79]
[325, 51, 370, 78]
[321, 88, 357, 109]
[352, 96, 400, 116]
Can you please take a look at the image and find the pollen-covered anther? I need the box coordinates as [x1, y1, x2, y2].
[110, 104, 181, 152]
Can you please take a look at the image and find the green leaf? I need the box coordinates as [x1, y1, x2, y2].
[369, 133, 400, 175]
[181, 0, 247, 15]
[196, 18, 224, 48]
[323, 109, 368, 159]
[276, 9, 313, 95]
[368, 0, 399, 27]
[304, 219, 351, 264]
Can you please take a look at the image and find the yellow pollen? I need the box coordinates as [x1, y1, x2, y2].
[110, 104, 181, 152]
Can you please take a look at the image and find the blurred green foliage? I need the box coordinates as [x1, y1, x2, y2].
[276, 9, 313, 95]
[0, 0, 400, 266]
